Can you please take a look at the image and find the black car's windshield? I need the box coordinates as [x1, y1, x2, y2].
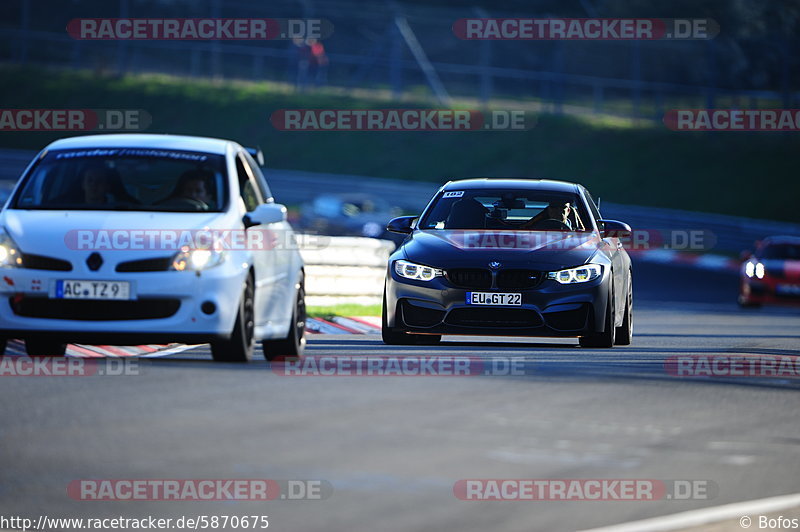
[418, 188, 591, 231]
[759, 243, 800, 260]
[14, 148, 228, 212]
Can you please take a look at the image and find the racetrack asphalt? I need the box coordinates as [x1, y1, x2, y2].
[0, 261, 798, 532]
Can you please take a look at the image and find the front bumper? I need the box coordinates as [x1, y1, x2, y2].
[0, 264, 248, 343]
[385, 267, 610, 337]
[740, 277, 800, 306]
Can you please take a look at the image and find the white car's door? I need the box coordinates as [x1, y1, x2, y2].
[243, 153, 295, 318]
[234, 152, 279, 331]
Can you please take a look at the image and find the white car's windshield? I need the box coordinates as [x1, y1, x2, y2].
[14, 148, 228, 212]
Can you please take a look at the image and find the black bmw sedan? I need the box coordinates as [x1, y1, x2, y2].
[382, 178, 633, 348]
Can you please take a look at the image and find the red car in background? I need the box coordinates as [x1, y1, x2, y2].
[739, 236, 800, 307]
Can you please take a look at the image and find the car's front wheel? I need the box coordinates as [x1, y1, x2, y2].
[211, 275, 255, 362]
[25, 339, 67, 357]
[579, 287, 615, 348]
[615, 277, 633, 345]
[262, 274, 306, 361]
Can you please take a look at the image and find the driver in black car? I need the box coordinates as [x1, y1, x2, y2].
[520, 201, 573, 230]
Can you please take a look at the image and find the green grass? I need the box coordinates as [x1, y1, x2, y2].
[307, 304, 382, 319]
[2, 65, 798, 222]
[306, 303, 381, 320]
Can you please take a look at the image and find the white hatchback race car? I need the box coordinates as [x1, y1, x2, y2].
[0, 134, 306, 362]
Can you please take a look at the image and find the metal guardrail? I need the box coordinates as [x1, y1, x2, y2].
[299, 236, 391, 303]
[600, 202, 800, 255]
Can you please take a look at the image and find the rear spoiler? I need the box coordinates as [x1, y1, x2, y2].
[245, 147, 265, 167]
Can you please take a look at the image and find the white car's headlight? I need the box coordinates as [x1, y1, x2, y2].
[171, 246, 226, 271]
[0, 229, 22, 268]
[547, 264, 602, 284]
[394, 259, 442, 281]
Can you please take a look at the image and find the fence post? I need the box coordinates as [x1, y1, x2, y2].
[18, 0, 30, 64]
[553, 41, 564, 113]
[780, 37, 790, 109]
[211, 0, 222, 80]
[116, 0, 129, 75]
[389, 21, 403, 99]
[71, 39, 83, 69]
[474, 7, 492, 107]
[394, 16, 451, 106]
[252, 53, 264, 81]
[593, 83, 604, 114]
[654, 87, 664, 121]
[631, 40, 641, 120]
[190, 48, 201, 78]
[705, 39, 716, 109]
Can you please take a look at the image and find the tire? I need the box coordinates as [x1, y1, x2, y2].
[615, 277, 633, 346]
[580, 286, 615, 348]
[381, 295, 440, 345]
[382, 295, 412, 345]
[25, 339, 67, 357]
[211, 275, 255, 362]
[262, 274, 306, 361]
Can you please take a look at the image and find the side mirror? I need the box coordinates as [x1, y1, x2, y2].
[740, 250, 752, 261]
[386, 216, 416, 234]
[245, 203, 287, 227]
[598, 219, 631, 238]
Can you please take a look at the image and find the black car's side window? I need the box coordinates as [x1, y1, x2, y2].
[235, 153, 262, 212]
[583, 190, 602, 226]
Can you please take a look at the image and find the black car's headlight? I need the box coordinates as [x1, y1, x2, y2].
[394, 259, 442, 281]
[547, 264, 602, 284]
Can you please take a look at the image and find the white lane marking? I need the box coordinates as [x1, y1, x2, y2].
[139, 344, 204, 358]
[307, 318, 354, 334]
[331, 316, 378, 333]
[352, 315, 382, 328]
[578, 492, 800, 532]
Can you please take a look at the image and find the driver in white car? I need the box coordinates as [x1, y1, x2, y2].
[166, 168, 212, 210]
